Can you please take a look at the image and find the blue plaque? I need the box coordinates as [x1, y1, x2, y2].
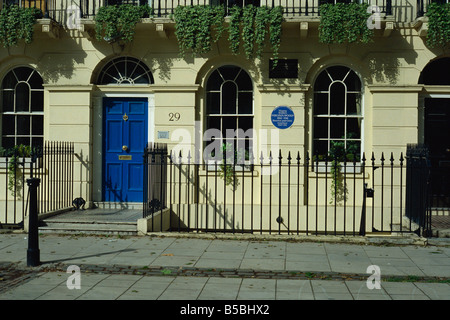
[271, 106, 295, 129]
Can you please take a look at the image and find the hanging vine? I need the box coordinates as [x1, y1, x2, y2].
[242, 5, 256, 58]
[228, 5, 242, 55]
[0, 5, 42, 48]
[174, 5, 226, 57]
[426, 2, 450, 48]
[318, 3, 373, 44]
[95, 4, 152, 43]
[173, 5, 283, 64]
[254, 6, 270, 59]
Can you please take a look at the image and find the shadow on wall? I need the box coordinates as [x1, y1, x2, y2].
[37, 35, 88, 84]
[365, 28, 418, 85]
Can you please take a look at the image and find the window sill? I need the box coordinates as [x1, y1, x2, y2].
[0, 157, 42, 169]
[311, 162, 363, 174]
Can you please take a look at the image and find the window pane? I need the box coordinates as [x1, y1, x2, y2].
[222, 81, 237, 114]
[345, 140, 361, 161]
[114, 60, 126, 78]
[327, 66, 349, 81]
[2, 71, 17, 89]
[15, 83, 30, 112]
[2, 115, 15, 135]
[32, 115, 44, 135]
[313, 117, 328, 139]
[31, 91, 44, 112]
[314, 93, 328, 115]
[329, 82, 345, 115]
[238, 92, 252, 114]
[2, 90, 14, 112]
[313, 140, 328, 159]
[330, 118, 345, 138]
[344, 70, 361, 91]
[206, 92, 220, 114]
[206, 116, 220, 131]
[13, 67, 32, 82]
[2, 137, 15, 149]
[17, 115, 30, 135]
[347, 93, 361, 115]
[219, 65, 240, 81]
[314, 70, 331, 91]
[133, 73, 150, 84]
[238, 116, 253, 133]
[16, 137, 30, 146]
[346, 118, 361, 139]
[223, 116, 237, 135]
[100, 73, 115, 85]
[222, 138, 235, 162]
[32, 137, 43, 148]
[235, 70, 253, 90]
[206, 70, 222, 91]
[28, 71, 43, 89]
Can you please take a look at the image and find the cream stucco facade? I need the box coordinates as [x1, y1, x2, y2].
[0, 1, 448, 234]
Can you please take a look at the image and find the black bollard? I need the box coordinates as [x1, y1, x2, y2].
[27, 178, 41, 267]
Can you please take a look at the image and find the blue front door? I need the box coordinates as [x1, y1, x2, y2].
[103, 97, 148, 202]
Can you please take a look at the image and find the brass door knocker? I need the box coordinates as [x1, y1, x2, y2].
[123, 113, 128, 121]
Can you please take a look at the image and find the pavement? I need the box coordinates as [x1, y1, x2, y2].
[0, 229, 450, 308]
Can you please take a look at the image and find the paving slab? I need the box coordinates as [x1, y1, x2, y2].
[0, 232, 449, 302]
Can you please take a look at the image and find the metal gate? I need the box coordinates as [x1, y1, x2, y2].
[405, 144, 432, 237]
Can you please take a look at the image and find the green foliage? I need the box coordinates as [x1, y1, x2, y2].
[426, 2, 450, 48]
[228, 5, 242, 55]
[327, 135, 360, 204]
[218, 143, 238, 189]
[173, 5, 283, 64]
[3, 145, 32, 199]
[95, 4, 152, 43]
[174, 5, 226, 57]
[329, 141, 348, 204]
[319, 3, 373, 44]
[0, 5, 42, 48]
[216, 142, 250, 190]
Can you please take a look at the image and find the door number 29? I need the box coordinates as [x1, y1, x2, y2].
[169, 112, 180, 121]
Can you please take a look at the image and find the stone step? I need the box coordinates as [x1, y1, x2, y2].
[93, 202, 143, 210]
[38, 220, 138, 235]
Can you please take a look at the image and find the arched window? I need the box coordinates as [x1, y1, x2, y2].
[419, 57, 450, 85]
[1, 66, 44, 149]
[97, 56, 154, 85]
[313, 66, 363, 161]
[205, 65, 253, 163]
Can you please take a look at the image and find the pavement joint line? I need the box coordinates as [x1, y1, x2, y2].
[2, 262, 449, 285]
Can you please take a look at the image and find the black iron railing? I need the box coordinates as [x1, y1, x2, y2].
[143, 144, 433, 237]
[0, 141, 74, 228]
[2, 0, 398, 23]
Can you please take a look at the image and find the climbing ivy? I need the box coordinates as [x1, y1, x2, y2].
[0, 5, 42, 48]
[228, 5, 242, 55]
[318, 3, 373, 44]
[426, 2, 450, 48]
[173, 5, 283, 64]
[95, 4, 152, 43]
[174, 5, 225, 57]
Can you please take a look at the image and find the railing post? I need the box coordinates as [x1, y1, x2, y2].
[44, 0, 49, 18]
[386, 0, 392, 15]
[26, 177, 41, 267]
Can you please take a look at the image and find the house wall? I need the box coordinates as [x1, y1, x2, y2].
[0, 11, 448, 229]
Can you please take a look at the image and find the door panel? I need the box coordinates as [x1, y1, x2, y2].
[103, 97, 148, 202]
[425, 98, 450, 207]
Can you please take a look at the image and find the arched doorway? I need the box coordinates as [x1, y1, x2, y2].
[419, 57, 450, 209]
[97, 56, 154, 203]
